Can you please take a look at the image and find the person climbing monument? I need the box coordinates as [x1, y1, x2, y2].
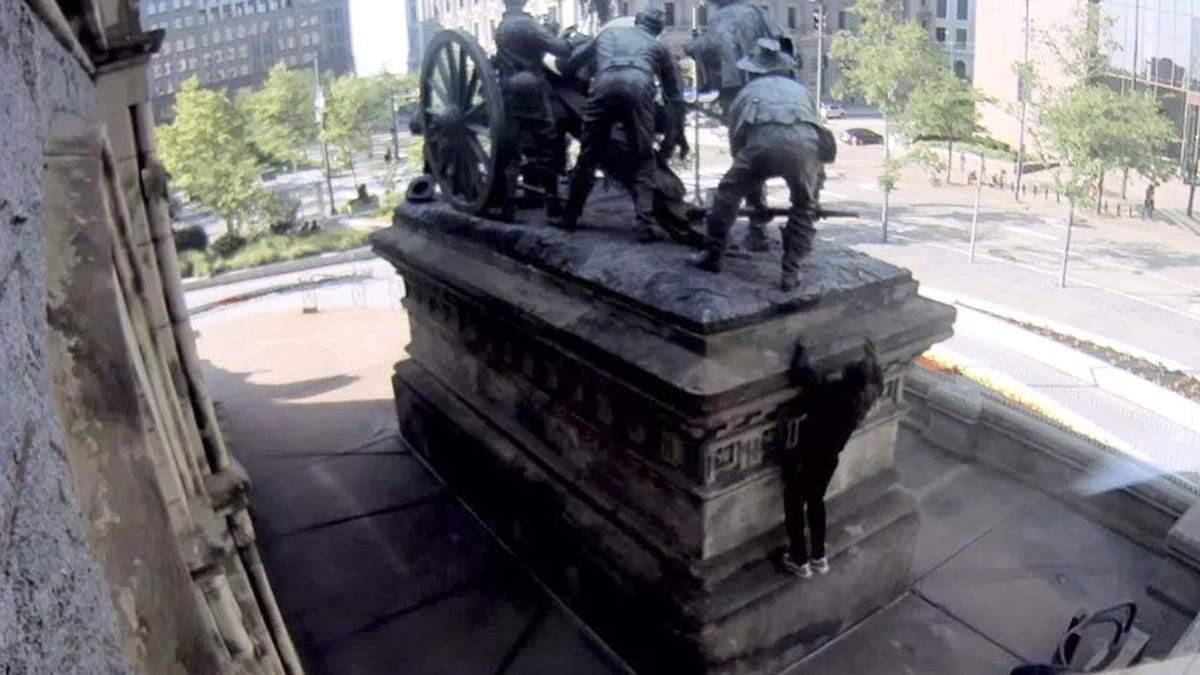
[780, 340, 884, 578]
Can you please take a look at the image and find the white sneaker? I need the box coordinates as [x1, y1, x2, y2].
[811, 557, 830, 575]
[782, 552, 812, 578]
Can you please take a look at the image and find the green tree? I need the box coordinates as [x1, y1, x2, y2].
[900, 70, 982, 185]
[323, 75, 381, 183]
[158, 77, 267, 234]
[244, 62, 317, 170]
[1028, 0, 1176, 285]
[830, 0, 950, 240]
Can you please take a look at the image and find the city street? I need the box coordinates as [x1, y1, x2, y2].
[685, 115, 1200, 372]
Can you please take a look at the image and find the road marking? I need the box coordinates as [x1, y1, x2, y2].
[1087, 257, 1200, 294]
[1002, 225, 1059, 241]
[887, 232, 1200, 325]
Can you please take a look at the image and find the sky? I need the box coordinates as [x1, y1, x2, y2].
[350, 0, 411, 75]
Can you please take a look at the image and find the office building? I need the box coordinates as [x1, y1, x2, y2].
[974, 0, 1200, 165]
[142, 0, 355, 122]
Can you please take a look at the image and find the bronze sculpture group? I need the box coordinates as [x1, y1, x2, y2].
[424, 0, 837, 290]
[415, 0, 873, 583]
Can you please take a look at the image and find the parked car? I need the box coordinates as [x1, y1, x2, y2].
[820, 102, 845, 119]
[840, 128, 883, 145]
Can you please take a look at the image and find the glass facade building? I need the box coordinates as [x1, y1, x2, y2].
[1100, 0, 1200, 166]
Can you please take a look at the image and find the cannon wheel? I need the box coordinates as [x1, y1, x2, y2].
[419, 30, 506, 214]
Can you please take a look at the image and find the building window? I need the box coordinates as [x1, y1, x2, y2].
[664, 2, 675, 26]
[837, 10, 845, 28]
[698, 4, 707, 24]
[954, 60, 967, 78]
[787, 6, 796, 29]
[935, 27, 945, 42]
[936, 0, 946, 18]
[956, 0, 967, 19]
[955, 28, 966, 48]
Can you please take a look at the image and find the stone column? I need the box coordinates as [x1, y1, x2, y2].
[374, 196, 955, 674]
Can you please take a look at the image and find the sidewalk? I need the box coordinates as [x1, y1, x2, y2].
[195, 307, 630, 675]
[927, 301, 1200, 484]
[193, 305, 1192, 673]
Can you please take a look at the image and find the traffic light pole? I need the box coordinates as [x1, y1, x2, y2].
[814, 4, 825, 110]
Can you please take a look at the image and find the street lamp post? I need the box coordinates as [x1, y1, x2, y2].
[390, 92, 401, 161]
[814, 3, 826, 110]
[1013, 0, 1030, 201]
[313, 63, 336, 216]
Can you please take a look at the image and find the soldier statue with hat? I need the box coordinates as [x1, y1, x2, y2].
[692, 38, 831, 292]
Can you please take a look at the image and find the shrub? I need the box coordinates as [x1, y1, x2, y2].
[259, 192, 301, 235]
[210, 229, 370, 274]
[210, 231, 247, 258]
[172, 225, 208, 252]
[177, 250, 213, 278]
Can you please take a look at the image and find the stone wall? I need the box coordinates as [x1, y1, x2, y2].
[0, 1, 131, 671]
[3, 2, 300, 673]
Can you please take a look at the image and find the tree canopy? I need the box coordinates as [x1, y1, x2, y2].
[829, 0, 946, 120]
[157, 77, 267, 234]
[243, 62, 317, 169]
[900, 70, 984, 183]
[830, 0, 956, 237]
[1028, 0, 1176, 205]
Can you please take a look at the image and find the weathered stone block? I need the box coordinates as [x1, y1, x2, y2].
[372, 197, 955, 673]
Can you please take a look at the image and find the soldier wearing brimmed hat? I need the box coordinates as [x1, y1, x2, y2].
[692, 37, 826, 292]
[558, 7, 686, 241]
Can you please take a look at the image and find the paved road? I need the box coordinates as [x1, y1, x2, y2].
[683, 121, 1200, 372]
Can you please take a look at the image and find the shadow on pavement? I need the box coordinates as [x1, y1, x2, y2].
[196, 309, 626, 675]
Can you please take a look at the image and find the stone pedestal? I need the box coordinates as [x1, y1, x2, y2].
[372, 196, 955, 674]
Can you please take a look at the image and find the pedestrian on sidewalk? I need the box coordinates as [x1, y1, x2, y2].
[779, 341, 883, 578]
[959, 152, 966, 182]
[1144, 183, 1156, 219]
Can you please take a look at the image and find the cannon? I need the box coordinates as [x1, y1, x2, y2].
[414, 28, 702, 238]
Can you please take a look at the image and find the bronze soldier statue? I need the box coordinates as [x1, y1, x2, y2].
[692, 39, 827, 292]
[494, 0, 574, 217]
[685, 0, 783, 114]
[685, 0, 783, 251]
[558, 8, 686, 241]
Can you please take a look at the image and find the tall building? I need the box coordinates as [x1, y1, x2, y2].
[931, 0, 974, 78]
[142, 0, 355, 123]
[406, 0, 838, 96]
[407, 0, 586, 72]
[974, 0, 1200, 165]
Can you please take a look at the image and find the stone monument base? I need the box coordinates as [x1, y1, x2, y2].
[372, 194, 954, 673]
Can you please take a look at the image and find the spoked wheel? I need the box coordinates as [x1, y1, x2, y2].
[419, 30, 506, 215]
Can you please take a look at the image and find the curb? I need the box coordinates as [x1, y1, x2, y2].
[938, 305, 1200, 439]
[923, 344, 1142, 455]
[181, 246, 375, 292]
[921, 285, 1195, 374]
[188, 273, 370, 316]
[906, 365, 1198, 556]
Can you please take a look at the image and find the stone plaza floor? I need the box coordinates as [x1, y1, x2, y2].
[196, 306, 1193, 674]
